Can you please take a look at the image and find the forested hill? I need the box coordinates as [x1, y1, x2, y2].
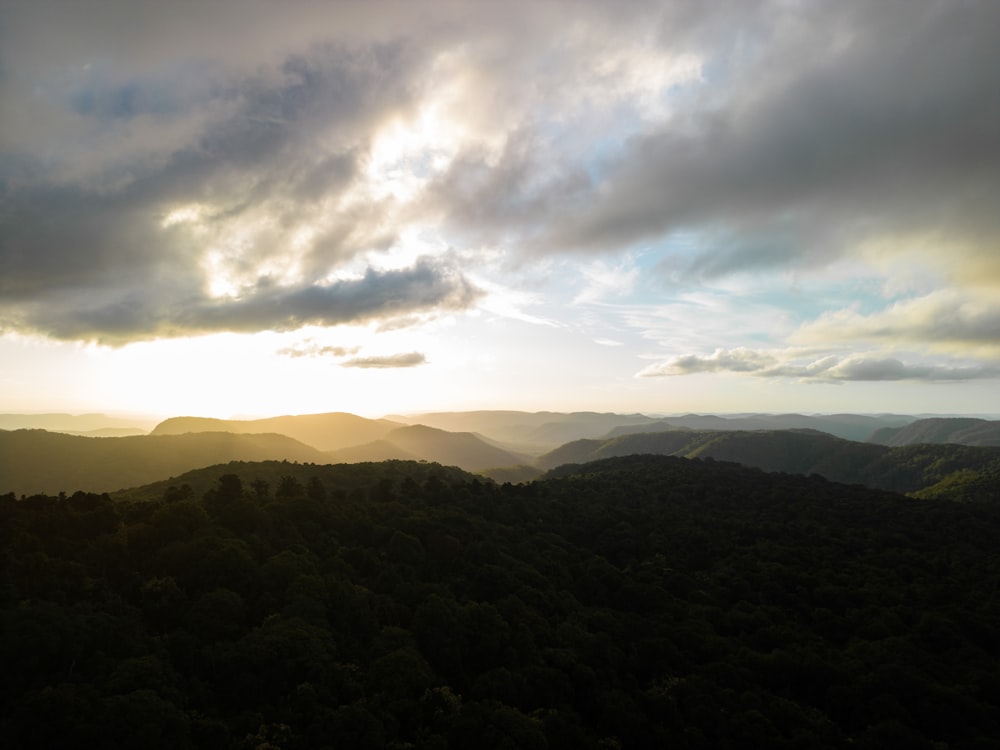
[4, 455, 1000, 748]
[870, 417, 1000, 447]
[536, 429, 1000, 502]
[114, 459, 481, 503]
[0, 429, 329, 495]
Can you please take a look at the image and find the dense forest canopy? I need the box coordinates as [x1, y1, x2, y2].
[3, 455, 1000, 748]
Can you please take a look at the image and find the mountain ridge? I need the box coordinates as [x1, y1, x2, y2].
[601, 413, 917, 442]
[870, 417, 1000, 447]
[150, 411, 402, 451]
[535, 428, 1000, 501]
[0, 429, 330, 495]
[387, 410, 662, 451]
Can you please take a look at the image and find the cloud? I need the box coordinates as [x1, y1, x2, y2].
[0, 22, 468, 344]
[3, 0, 1000, 365]
[640, 347, 779, 376]
[276, 341, 427, 369]
[1, 256, 480, 345]
[793, 291, 1000, 354]
[573, 258, 640, 304]
[342, 351, 427, 369]
[276, 343, 358, 359]
[819, 357, 1000, 383]
[536, 2, 1000, 283]
[638, 347, 1000, 383]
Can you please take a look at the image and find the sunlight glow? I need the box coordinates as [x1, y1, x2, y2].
[160, 203, 208, 228]
[365, 101, 462, 201]
[202, 250, 241, 299]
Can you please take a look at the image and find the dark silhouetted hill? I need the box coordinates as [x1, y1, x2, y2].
[870, 417, 1000, 447]
[114, 458, 480, 501]
[0, 429, 329, 495]
[150, 411, 402, 451]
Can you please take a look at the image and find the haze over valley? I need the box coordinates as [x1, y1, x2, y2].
[4, 409, 1000, 498]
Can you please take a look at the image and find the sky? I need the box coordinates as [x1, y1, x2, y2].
[2, 0, 999, 420]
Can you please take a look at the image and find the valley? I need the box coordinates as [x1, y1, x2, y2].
[3, 411, 999, 501]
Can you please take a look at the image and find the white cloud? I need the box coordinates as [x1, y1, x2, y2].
[793, 290, 1000, 356]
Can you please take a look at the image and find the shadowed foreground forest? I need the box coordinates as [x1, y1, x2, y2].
[3, 456, 1000, 749]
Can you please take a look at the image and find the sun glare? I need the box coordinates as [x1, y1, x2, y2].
[365, 105, 459, 201]
[363, 59, 482, 203]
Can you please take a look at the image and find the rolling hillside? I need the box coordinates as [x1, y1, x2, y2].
[537, 428, 1000, 501]
[0, 429, 330, 495]
[870, 417, 1000, 447]
[150, 411, 402, 451]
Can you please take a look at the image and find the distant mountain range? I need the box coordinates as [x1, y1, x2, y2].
[601, 413, 917, 442]
[387, 410, 663, 451]
[0, 412, 157, 434]
[150, 412, 402, 451]
[870, 417, 1000, 447]
[327, 424, 530, 471]
[4, 410, 1000, 499]
[535, 428, 1000, 501]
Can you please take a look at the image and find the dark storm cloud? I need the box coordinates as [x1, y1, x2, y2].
[8, 257, 478, 345]
[186, 260, 479, 335]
